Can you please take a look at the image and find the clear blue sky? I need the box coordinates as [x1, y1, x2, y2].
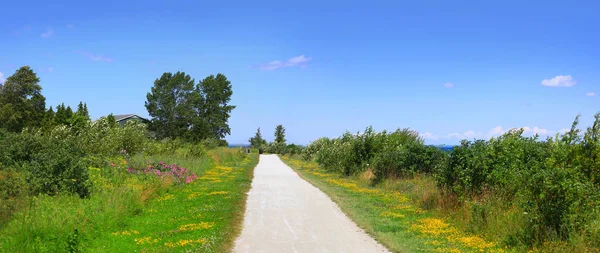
[1, 0, 598, 145]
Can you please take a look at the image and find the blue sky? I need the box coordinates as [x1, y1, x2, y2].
[1, 0, 598, 145]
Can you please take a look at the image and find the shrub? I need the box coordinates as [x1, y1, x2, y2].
[25, 138, 90, 198]
[0, 169, 28, 226]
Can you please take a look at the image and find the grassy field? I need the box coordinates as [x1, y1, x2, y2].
[280, 155, 507, 253]
[0, 148, 258, 253]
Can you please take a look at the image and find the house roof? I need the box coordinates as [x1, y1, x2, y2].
[113, 114, 148, 122]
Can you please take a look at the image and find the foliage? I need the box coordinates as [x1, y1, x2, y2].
[264, 125, 288, 154]
[127, 161, 198, 185]
[305, 127, 425, 177]
[145, 71, 235, 142]
[0, 66, 45, 132]
[304, 115, 600, 249]
[284, 144, 303, 156]
[274, 124, 286, 144]
[248, 127, 267, 149]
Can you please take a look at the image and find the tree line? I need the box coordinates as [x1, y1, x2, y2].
[0, 66, 235, 144]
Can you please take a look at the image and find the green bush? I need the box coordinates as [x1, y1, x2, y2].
[308, 127, 426, 177]
[26, 138, 90, 198]
[0, 169, 28, 226]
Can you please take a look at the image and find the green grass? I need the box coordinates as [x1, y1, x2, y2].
[0, 148, 258, 253]
[280, 155, 508, 253]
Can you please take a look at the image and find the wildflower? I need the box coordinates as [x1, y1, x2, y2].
[207, 191, 228, 195]
[380, 211, 405, 218]
[164, 239, 206, 248]
[178, 222, 215, 231]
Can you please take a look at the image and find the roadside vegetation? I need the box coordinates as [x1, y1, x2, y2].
[248, 124, 302, 155]
[286, 114, 600, 252]
[0, 66, 255, 252]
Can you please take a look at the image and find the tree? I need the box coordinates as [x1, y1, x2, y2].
[145, 72, 196, 139]
[249, 127, 267, 148]
[0, 66, 46, 132]
[41, 106, 56, 129]
[71, 101, 91, 131]
[76, 101, 90, 119]
[55, 103, 69, 125]
[275, 125, 286, 144]
[191, 74, 236, 141]
[145, 72, 235, 141]
[272, 125, 286, 154]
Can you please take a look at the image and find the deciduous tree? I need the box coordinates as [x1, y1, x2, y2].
[145, 72, 235, 141]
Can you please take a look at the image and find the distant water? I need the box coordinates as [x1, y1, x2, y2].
[436, 145, 454, 152]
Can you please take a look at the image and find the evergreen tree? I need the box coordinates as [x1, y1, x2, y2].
[249, 127, 267, 148]
[0, 66, 46, 132]
[42, 106, 56, 129]
[275, 125, 286, 144]
[272, 125, 286, 154]
[55, 103, 69, 125]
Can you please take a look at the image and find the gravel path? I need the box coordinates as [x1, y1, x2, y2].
[233, 155, 391, 253]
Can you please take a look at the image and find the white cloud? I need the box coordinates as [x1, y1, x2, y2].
[66, 24, 74, 29]
[443, 82, 456, 88]
[520, 126, 550, 135]
[586, 92, 597, 97]
[47, 67, 54, 72]
[75, 50, 114, 63]
[0, 72, 5, 84]
[463, 130, 479, 139]
[430, 125, 557, 142]
[541, 75, 576, 87]
[41, 28, 54, 38]
[488, 126, 505, 137]
[255, 55, 312, 71]
[447, 130, 482, 139]
[420, 132, 438, 140]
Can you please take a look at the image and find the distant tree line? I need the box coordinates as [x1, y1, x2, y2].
[248, 124, 303, 155]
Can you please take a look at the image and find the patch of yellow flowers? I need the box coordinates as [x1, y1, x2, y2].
[412, 218, 500, 252]
[135, 236, 160, 245]
[207, 191, 229, 195]
[112, 230, 140, 236]
[157, 193, 174, 202]
[178, 222, 215, 231]
[164, 239, 207, 248]
[380, 211, 405, 218]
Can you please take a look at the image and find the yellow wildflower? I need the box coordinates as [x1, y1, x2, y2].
[135, 236, 160, 245]
[380, 211, 405, 218]
[178, 222, 215, 231]
[164, 239, 207, 248]
[111, 230, 139, 236]
[207, 191, 228, 195]
[157, 194, 174, 202]
[455, 236, 496, 249]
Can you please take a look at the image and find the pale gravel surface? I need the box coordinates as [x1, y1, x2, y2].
[233, 155, 391, 253]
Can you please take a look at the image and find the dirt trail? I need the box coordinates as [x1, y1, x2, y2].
[233, 155, 390, 253]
